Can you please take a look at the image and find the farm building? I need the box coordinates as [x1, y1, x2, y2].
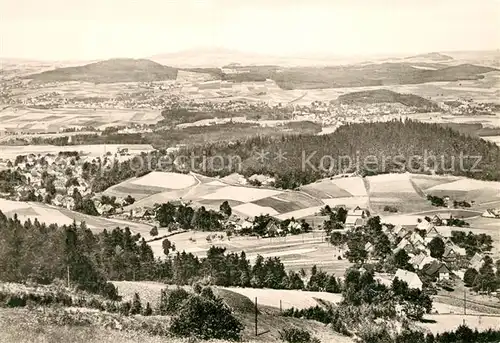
[394, 269, 423, 290]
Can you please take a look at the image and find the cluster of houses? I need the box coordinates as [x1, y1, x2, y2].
[6, 153, 92, 206]
[2, 151, 133, 214]
[381, 219, 492, 291]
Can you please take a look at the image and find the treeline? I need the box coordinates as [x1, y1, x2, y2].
[180, 120, 500, 188]
[0, 212, 119, 299]
[0, 212, 340, 294]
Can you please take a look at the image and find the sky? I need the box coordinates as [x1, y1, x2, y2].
[0, 0, 499, 61]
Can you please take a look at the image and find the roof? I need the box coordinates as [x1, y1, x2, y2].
[394, 269, 422, 289]
[424, 261, 450, 276]
[345, 216, 365, 226]
[416, 220, 433, 232]
[409, 252, 427, 266]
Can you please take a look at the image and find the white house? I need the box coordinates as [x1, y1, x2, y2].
[345, 206, 369, 229]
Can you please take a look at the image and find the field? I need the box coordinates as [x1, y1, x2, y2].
[0, 144, 155, 160]
[0, 106, 162, 133]
[0, 198, 155, 238]
[106, 172, 500, 221]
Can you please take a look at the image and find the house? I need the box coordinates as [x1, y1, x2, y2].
[394, 238, 415, 254]
[265, 220, 281, 236]
[423, 261, 451, 281]
[394, 269, 423, 290]
[442, 245, 462, 262]
[344, 206, 369, 229]
[469, 253, 484, 271]
[416, 219, 433, 233]
[409, 252, 427, 270]
[365, 242, 375, 254]
[426, 225, 441, 238]
[394, 225, 410, 239]
[430, 214, 444, 226]
[408, 231, 425, 245]
[419, 255, 437, 270]
[482, 209, 500, 219]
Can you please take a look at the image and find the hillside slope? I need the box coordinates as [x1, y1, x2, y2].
[336, 89, 440, 110]
[24, 58, 178, 83]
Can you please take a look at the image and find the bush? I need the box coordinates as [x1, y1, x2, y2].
[279, 327, 320, 343]
[383, 205, 398, 213]
[282, 306, 331, 324]
[158, 287, 190, 315]
[170, 294, 243, 341]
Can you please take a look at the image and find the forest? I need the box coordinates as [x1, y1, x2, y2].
[90, 119, 500, 192]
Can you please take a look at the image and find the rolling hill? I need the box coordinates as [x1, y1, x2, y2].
[336, 89, 440, 110]
[24, 58, 178, 83]
[405, 52, 454, 61]
[223, 63, 498, 89]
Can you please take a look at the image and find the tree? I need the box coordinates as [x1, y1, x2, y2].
[150, 226, 159, 237]
[345, 240, 368, 264]
[219, 200, 232, 218]
[336, 207, 348, 223]
[463, 268, 479, 287]
[428, 237, 445, 259]
[393, 249, 413, 271]
[124, 195, 135, 205]
[162, 238, 173, 255]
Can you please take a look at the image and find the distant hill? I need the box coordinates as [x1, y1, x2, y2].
[24, 58, 178, 83]
[337, 89, 440, 110]
[405, 52, 453, 61]
[222, 63, 497, 89]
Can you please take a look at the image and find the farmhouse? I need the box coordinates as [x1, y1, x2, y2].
[345, 206, 369, 229]
[394, 269, 423, 290]
[423, 261, 451, 281]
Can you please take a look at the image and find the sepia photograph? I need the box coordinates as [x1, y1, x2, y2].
[0, 1, 499, 342]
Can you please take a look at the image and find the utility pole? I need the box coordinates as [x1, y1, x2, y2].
[463, 289, 466, 315]
[67, 265, 70, 288]
[254, 297, 258, 336]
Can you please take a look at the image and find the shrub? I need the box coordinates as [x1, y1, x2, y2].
[129, 292, 142, 315]
[279, 327, 320, 343]
[170, 294, 243, 341]
[143, 302, 153, 316]
[158, 287, 190, 315]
